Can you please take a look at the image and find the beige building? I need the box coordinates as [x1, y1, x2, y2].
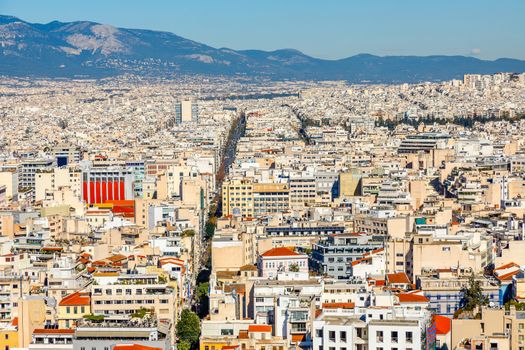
[0, 170, 18, 202]
[451, 306, 525, 350]
[91, 272, 179, 339]
[17, 296, 47, 348]
[222, 179, 254, 217]
[211, 229, 255, 273]
[411, 233, 492, 282]
[34, 167, 81, 202]
[339, 169, 362, 197]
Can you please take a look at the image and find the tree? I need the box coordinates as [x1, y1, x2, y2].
[176, 309, 201, 349]
[196, 282, 209, 301]
[181, 229, 196, 238]
[289, 263, 300, 272]
[196, 282, 210, 318]
[461, 274, 489, 311]
[177, 340, 191, 350]
[131, 307, 152, 319]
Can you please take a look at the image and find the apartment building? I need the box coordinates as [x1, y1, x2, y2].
[90, 272, 178, 338]
[310, 233, 384, 279]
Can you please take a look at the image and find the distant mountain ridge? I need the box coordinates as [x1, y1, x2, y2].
[1, 15, 525, 82]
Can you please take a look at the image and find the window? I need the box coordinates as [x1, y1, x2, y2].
[340, 331, 347, 341]
[406, 331, 413, 343]
[329, 331, 336, 341]
[377, 331, 384, 342]
[316, 329, 323, 338]
[221, 329, 234, 336]
[392, 331, 398, 343]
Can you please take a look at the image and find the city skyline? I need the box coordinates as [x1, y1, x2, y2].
[2, 0, 525, 60]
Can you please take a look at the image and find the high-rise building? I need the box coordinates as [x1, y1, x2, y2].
[175, 99, 199, 124]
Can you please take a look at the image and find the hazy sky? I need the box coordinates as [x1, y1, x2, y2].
[2, 0, 524, 60]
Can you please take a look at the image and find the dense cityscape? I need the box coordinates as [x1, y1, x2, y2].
[0, 71, 523, 350]
[2, 0, 525, 349]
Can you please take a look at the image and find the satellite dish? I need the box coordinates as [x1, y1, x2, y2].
[489, 302, 495, 308]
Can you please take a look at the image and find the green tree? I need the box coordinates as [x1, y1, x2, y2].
[289, 263, 300, 272]
[177, 340, 191, 350]
[177, 309, 201, 349]
[196, 282, 210, 318]
[461, 274, 489, 311]
[181, 229, 196, 238]
[196, 282, 209, 301]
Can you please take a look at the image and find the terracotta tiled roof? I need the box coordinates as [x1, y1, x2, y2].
[248, 325, 272, 333]
[59, 291, 91, 306]
[387, 272, 411, 285]
[434, 315, 451, 335]
[496, 270, 520, 281]
[107, 254, 127, 262]
[397, 291, 429, 303]
[322, 302, 355, 309]
[495, 262, 519, 270]
[261, 247, 299, 257]
[292, 334, 306, 342]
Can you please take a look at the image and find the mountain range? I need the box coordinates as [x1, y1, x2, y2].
[1, 15, 525, 82]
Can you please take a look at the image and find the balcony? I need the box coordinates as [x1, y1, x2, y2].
[290, 323, 307, 334]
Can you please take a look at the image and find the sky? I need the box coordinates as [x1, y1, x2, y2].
[1, 0, 524, 60]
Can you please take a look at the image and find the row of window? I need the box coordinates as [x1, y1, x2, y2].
[93, 299, 169, 305]
[375, 330, 413, 343]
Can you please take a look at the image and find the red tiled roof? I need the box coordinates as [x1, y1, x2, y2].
[261, 247, 299, 257]
[495, 262, 520, 270]
[322, 302, 355, 309]
[107, 254, 127, 262]
[222, 346, 239, 350]
[397, 292, 429, 303]
[496, 270, 520, 281]
[434, 315, 451, 335]
[59, 291, 91, 306]
[113, 345, 161, 350]
[33, 329, 75, 334]
[41, 247, 63, 251]
[351, 257, 371, 266]
[368, 278, 386, 286]
[291, 334, 306, 342]
[248, 325, 272, 333]
[10, 317, 18, 327]
[387, 272, 411, 285]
